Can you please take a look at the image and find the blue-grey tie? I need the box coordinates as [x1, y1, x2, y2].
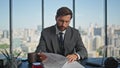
[59, 32, 64, 55]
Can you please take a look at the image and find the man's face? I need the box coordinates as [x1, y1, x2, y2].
[56, 15, 71, 31]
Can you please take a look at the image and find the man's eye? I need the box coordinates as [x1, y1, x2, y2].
[59, 20, 64, 22]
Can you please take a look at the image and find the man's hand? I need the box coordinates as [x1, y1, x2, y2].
[37, 53, 47, 62]
[66, 54, 78, 63]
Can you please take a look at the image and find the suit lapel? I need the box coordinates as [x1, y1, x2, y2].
[51, 26, 60, 53]
[64, 27, 71, 55]
[50, 26, 72, 55]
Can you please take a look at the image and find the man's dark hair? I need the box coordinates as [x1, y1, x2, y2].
[56, 7, 72, 19]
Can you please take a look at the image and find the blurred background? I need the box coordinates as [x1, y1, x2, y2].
[0, 0, 120, 59]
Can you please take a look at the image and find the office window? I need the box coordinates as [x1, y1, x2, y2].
[2, 0, 119, 59]
[107, 0, 120, 58]
[0, 0, 10, 53]
[75, 0, 104, 57]
[13, 0, 41, 58]
[44, 0, 73, 28]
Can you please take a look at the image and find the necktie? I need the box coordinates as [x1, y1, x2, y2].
[59, 32, 64, 46]
[59, 32, 64, 55]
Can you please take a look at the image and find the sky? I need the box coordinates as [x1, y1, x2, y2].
[0, 0, 120, 30]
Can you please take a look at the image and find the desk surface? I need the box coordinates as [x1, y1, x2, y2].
[19, 58, 120, 68]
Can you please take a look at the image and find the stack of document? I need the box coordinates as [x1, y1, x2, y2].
[42, 53, 85, 68]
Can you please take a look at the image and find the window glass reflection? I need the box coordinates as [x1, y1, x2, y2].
[107, 0, 120, 58]
[75, 0, 104, 57]
[0, 0, 10, 53]
[13, 0, 41, 58]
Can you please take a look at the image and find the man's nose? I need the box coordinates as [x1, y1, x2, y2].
[61, 22, 66, 26]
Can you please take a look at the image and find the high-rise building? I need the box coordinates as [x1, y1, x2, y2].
[92, 36, 103, 50]
[94, 27, 102, 36]
[3, 30, 9, 38]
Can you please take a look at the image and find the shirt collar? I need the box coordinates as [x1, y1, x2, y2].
[55, 25, 66, 35]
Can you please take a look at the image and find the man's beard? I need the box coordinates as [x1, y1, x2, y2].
[58, 26, 67, 31]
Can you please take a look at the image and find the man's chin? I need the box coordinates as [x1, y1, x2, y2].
[60, 28, 66, 31]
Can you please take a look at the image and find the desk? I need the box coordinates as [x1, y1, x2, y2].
[19, 58, 120, 68]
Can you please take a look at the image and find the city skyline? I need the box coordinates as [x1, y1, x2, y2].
[0, 22, 120, 57]
[0, 0, 120, 30]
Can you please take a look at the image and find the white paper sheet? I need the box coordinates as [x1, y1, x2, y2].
[42, 53, 85, 68]
[62, 61, 85, 68]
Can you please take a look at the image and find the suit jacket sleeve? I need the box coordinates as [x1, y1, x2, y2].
[75, 31, 88, 60]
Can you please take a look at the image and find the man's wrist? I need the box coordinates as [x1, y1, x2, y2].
[74, 53, 80, 60]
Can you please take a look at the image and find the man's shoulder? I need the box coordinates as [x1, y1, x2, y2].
[68, 26, 79, 32]
[42, 25, 55, 33]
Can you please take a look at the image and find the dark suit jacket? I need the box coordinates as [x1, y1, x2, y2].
[35, 25, 88, 60]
